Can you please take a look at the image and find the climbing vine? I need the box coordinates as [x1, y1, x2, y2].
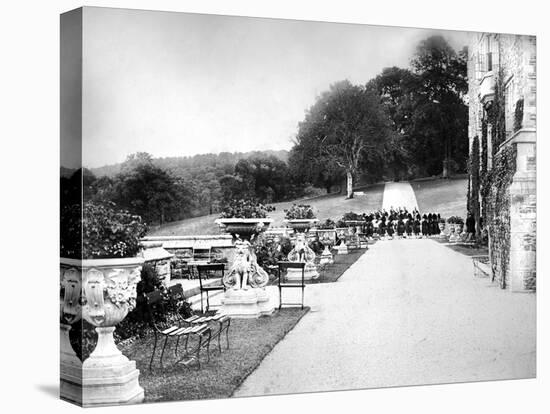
[514, 98, 524, 132]
[488, 66, 507, 154]
[468, 136, 481, 234]
[484, 145, 516, 289]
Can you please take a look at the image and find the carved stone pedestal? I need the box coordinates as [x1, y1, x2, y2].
[60, 323, 83, 404]
[60, 257, 145, 407]
[80, 327, 144, 407]
[319, 246, 334, 265]
[286, 263, 319, 281]
[336, 241, 349, 255]
[221, 288, 274, 318]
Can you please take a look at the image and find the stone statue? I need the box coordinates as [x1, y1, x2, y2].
[224, 239, 269, 290]
[287, 233, 315, 263]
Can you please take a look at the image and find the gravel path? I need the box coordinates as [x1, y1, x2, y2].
[382, 181, 419, 211]
[233, 238, 536, 397]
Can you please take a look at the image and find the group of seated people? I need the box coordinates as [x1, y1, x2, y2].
[358, 207, 443, 239]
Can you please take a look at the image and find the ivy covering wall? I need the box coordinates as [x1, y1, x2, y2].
[484, 145, 517, 288]
[468, 136, 481, 235]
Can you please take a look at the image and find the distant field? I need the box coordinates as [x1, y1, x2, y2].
[411, 177, 468, 219]
[148, 184, 385, 236]
[148, 177, 468, 236]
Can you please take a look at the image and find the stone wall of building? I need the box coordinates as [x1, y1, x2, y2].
[467, 32, 536, 291]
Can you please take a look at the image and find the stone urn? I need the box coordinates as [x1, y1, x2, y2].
[284, 218, 319, 233]
[335, 228, 349, 254]
[60, 257, 145, 407]
[215, 217, 273, 240]
[447, 223, 457, 242]
[455, 223, 464, 241]
[317, 229, 336, 265]
[438, 222, 446, 238]
[215, 218, 275, 318]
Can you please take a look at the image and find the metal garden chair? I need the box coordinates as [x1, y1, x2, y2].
[277, 261, 306, 310]
[146, 290, 211, 371]
[197, 263, 226, 314]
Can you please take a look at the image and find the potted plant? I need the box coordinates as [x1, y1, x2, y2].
[455, 216, 465, 236]
[215, 199, 275, 240]
[283, 204, 318, 233]
[60, 201, 147, 406]
[438, 217, 446, 235]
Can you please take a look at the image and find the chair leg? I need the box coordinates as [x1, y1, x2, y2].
[217, 327, 222, 353]
[196, 336, 202, 370]
[301, 286, 305, 310]
[206, 331, 211, 363]
[160, 336, 169, 369]
[174, 336, 181, 357]
[226, 321, 230, 349]
[206, 292, 210, 313]
[200, 291, 204, 314]
[278, 286, 282, 310]
[149, 333, 158, 371]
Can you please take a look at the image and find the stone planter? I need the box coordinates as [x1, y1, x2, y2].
[335, 228, 349, 254]
[215, 218, 273, 240]
[317, 229, 336, 265]
[438, 222, 446, 238]
[284, 218, 319, 233]
[60, 257, 145, 407]
[447, 223, 457, 242]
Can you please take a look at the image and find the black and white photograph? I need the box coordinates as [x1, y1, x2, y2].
[57, 5, 539, 407]
[4, 1, 547, 413]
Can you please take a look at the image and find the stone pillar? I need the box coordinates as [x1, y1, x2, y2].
[508, 129, 536, 291]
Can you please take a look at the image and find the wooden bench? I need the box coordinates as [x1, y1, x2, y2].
[472, 255, 490, 278]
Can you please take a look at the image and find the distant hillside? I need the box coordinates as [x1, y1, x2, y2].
[91, 150, 289, 178]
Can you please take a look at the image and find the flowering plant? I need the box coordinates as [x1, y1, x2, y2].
[219, 199, 275, 219]
[284, 204, 316, 220]
[447, 216, 464, 225]
[317, 218, 336, 229]
[341, 211, 363, 222]
[61, 201, 147, 259]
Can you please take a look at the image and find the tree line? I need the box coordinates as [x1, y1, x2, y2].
[63, 35, 469, 225]
[290, 35, 468, 198]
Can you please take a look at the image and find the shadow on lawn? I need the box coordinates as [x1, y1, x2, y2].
[122, 307, 309, 403]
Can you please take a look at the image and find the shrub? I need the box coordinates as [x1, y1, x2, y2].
[61, 201, 147, 259]
[254, 233, 292, 270]
[341, 211, 363, 222]
[447, 216, 464, 225]
[284, 204, 316, 220]
[317, 218, 336, 229]
[219, 198, 275, 219]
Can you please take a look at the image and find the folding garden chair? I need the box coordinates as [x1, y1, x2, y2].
[277, 261, 306, 310]
[197, 263, 226, 314]
[146, 290, 211, 370]
[184, 313, 231, 354]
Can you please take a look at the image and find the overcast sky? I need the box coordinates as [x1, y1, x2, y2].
[71, 7, 469, 168]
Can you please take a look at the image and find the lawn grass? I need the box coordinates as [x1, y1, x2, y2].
[148, 184, 385, 236]
[410, 177, 468, 219]
[432, 237, 489, 257]
[122, 307, 309, 403]
[312, 247, 369, 284]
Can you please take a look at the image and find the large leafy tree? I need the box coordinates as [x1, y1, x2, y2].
[409, 36, 468, 177]
[366, 67, 417, 180]
[90, 152, 193, 225]
[293, 80, 392, 198]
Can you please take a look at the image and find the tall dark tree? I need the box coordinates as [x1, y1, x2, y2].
[107, 153, 192, 225]
[293, 80, 392, 198]
[410, 36, 468, 177]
